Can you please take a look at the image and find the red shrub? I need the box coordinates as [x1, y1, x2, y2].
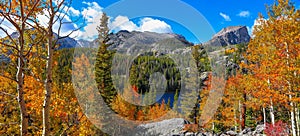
[264, 121, 288, 136]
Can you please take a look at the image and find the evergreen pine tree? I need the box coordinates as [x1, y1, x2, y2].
[95, 13, 117, 105]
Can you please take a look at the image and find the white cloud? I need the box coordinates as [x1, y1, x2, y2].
[69, 7, 80, 16]
[37, 11, 49, 27]
[110, 16, 172, 34]
[59, 3, 80, 17]
[74, 2, 172, 41]
[0, 18, 15, 38]
[220, 12, 231, 21]
[249, 18, 266, 37]
[71, 1, 103, 41]
[82, 2, 102, 23]
[53, 13, 79, 37]
[110, 16, 138, 32]
[1, 1, 173, 41]
[37, 10, 79, 38]
[139, 18, 172, 33]
[76, 13, 103, 41]
[82, 1, 91, 6]
[237, 11, 250, 18]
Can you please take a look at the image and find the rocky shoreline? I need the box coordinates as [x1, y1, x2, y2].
[136, 118, 266, 136]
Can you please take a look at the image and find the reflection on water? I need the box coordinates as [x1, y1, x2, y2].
[156, 92, 175, 107]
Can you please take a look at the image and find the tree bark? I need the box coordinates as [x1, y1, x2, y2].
[263, 106, 266, 127]
[241, 95, 246, 130]
[295, 107, 300, 136]
[239, 100, 242, 132]
[266, 79, 275, 126]
[234, 108, 237, 132]
[43, 3, 54, 135]
[42, 37, 53, 136]
[18, 2, 29, 134]
[269, 98, 275, 126]
[285, 42, 296, 136]
[290, 98, 297, 136]
[17, 32, 29, 136]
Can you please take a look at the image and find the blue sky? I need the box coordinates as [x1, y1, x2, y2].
[2, 0, 298, 43]
[67, 0, 297, 43]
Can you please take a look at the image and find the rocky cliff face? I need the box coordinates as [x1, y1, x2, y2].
[106, 30, 194, 54]
[70, 30, 194, 54]
[206, 26, 250, 46]
[56, 36, 78, 49]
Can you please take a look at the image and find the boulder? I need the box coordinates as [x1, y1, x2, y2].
[195, 132, 203, 136]
[135, 118, 190, 136]
[185, 132, 196, 136]
[225, 130, 237, 136]
[239, 128, 252, 135]
[253, 125, 265, 134]
[201, 132, 217, 136]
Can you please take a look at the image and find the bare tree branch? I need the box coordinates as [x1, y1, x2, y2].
[0, 16, 5, 26]
[0, 41, 19, 51]
[0, 91, 17, 98]
[0, 73, 17, 82]
[0, 99, 17, 104]
[0, 122, 18, 126]
[0, 26, 18, 48]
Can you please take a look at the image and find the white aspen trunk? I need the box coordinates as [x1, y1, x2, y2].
[43, 35, 54, 136]
[267, 79, 275, 126]
[43, 36, 53, 136]
[290, 97, 297, 136]
[234, 108, 237, 132]
[85, 103, 88, 117]
[43, 3, 54, 135]
[239, 100, 242, 132]
[295, 70, 299, 136]
[17, 1, 29, 135]
[270, 98, 275, 126]
[17, 32, 28, 136]
[211, 122, 215, 131]
[295, 107, 300, 136]
[285, 42, 296, 136]
[263, 106, 266, 127]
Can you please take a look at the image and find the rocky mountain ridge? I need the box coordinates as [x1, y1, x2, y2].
[106, 30, 194, 55]
[3, 25, 251, 50]
[66, 26, 250, 55]
[205, 26, 250, 46]
[1, 26, 250, 63]
[77, 26, 250, 49]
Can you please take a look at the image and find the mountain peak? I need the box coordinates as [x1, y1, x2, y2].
[207, 26, 250, 46]
[213, 26, 246, 38]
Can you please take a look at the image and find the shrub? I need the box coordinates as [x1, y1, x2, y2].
[264, 121, 288, 136]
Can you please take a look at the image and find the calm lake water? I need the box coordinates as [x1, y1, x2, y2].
[156, 92, 176, 107]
